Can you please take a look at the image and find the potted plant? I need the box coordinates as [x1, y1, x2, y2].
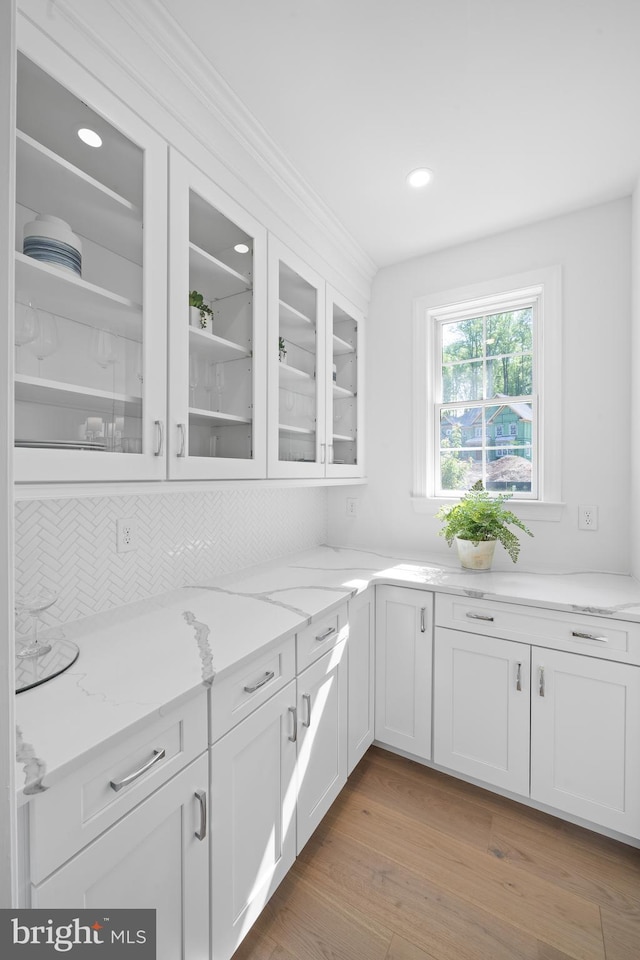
[278, 336, 287, 362]
[436, 480, 533, 569]
[189, 290, 215, 332]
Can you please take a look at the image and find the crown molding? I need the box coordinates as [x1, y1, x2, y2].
[32, 0, 377, 290]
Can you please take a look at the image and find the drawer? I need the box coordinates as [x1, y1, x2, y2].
[296, 605, 349, 673]
[209, 635, 295, 744]
[435, 593, 640, 662]
[29, 690, 207, 884]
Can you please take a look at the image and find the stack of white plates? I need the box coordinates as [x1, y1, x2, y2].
[23, 215, 82, 277]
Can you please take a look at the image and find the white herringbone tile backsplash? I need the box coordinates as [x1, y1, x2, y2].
[15, 487, 328, 626]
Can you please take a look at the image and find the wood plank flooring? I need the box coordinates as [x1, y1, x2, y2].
[232, 747, 640, 960]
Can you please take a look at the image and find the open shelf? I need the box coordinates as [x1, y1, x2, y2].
[333, 334, 354, 355]
[189, 242, 252, 301]
[16, 130, 142, 264]
[278, 363, 315, 395]
[15, 252, 142, 337]
[189, 407, 252, 427]
[15, 373, 141, 412]
[189, 326, 250, 362]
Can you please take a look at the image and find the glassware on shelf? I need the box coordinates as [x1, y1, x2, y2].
[189, 352, 199, 407]
[90, 327, 118, 368]
[14, 588, 58, 659]
[204, 361, 215, 410]
[27, 311, 58, 376]
[15, 301, 38, 372]
[214, 362, 225, 411]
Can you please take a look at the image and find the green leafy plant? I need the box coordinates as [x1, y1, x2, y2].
[189, 290, 215, 329]
[278, 336, 287, 359]
[435, 480, 533, 563]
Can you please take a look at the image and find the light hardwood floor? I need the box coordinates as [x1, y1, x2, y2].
[232, 746, 640, 960]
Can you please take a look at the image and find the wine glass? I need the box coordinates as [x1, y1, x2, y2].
[214, 363, 225, 412]
[27, 311, 58, 376]
[15, 301, 38, 372]
[15, 588, 58, 659]
[189, 353, 199, 407]
[90, 328, 118, 368]
[204, 361, 215, 410]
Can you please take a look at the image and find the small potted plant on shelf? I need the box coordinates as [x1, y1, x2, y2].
[278, 336, 287, 363]
[435, 480, 533, 569]
[189, 290, 215, 332]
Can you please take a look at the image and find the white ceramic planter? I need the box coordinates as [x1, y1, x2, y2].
[189, 306, 210, 331]
[455, 537, 497, 570]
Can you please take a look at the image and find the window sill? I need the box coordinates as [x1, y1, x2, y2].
[411, 497, 565, 522]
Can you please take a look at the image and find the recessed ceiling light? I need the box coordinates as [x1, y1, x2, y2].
[406, 167, 433, 188]
[234, 243, 250, 254]
[77, 127, 102, 148]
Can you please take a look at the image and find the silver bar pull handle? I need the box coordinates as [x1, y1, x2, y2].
[571, 630, 608, 643]
[194, 789, 207, 841]
[516, 662, 522, 692]
[302, 693, 311, 728]
[110, 748, 166, 792]
[320, 443, 326, 464]
[244, 670, 275, 694]
[466, 612, 494, 622]
[288, 706, 297, 742]
[538, 667, 545, 698]
[177, 423, 186, 457]
[420, 607, 426, 633]
[154, 419, 165, 457]
[316, 626, 336, 643]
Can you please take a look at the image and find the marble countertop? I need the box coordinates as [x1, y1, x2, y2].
[15, 544, 640, 799]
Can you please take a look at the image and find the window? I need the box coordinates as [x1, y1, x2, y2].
[412, 268, 562, 514]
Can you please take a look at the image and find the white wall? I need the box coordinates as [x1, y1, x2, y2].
[632, 182, 640, 579]
[329, 199, 632, 573]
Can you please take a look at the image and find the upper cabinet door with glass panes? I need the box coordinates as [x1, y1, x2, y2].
[167, 150, 266, 479]
[268, 239, 326, 478]
[14, 27, 167, 482]
[325, 287, 365, 478]
[436, 303, 535, 497]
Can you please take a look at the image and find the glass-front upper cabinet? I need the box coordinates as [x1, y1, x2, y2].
[325, 287, 365, 478]
[268, 239, 326, 478]
[14, 29, 167, 482]
[168, 150, 266, 478]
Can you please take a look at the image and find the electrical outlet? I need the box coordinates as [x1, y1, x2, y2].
[117, 517, 137, 552]
[346, 497, 359, 517]
[578, 505, 598, 531]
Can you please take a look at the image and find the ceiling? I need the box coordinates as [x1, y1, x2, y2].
[157, 0, 640, 268]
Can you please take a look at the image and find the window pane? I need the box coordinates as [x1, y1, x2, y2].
[486, 309, 533, 356]
[442, 360, 483, 402]
[486, 354, 532, 397]
[485, 444, 533, 493]
[439, 406, 482, 491]
[441, 317, 483, 363]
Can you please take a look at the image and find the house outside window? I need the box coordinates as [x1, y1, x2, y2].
[412, 268, 562, 513]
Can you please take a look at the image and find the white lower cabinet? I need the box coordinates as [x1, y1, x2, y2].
[530, 647, 640, 836]
[433, 629, 530, 795]
[32, 752, 210, 960]
[347, 590, 375, 774]
[375, 586, 432, 759]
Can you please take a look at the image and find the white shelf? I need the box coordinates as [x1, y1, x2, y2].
[189, 407, 252, 427]
[15, 252, 142, 338]
[189, 242, 251, 301]
[278, 363, 316, 395]
[333, 384, 355, 399]
[279, 298, 316, 349]
[16, 130, 142, 264]
[188, 327, 250, 362]
[333, 334, 354, 356]
[278, 423, 315, 437]
[15, 374, 141, 412]
[332, 432, 355, 443]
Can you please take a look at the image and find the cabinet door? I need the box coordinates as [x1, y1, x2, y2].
[347, 590, 375, 773]
[433, 628, 530, 795]
[325, 286, 365, 478]
[210, 681, 297, 960]
[14, 26, 167, 482]
[375, 586, 432, 759]
[168, 150, 267, 479]
[531, 649, 640, 837]
[268, 237, 326, 477]
[296, 640, 348, 851]
[31, 753, 209, 960]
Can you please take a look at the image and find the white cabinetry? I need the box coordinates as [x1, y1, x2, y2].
[25, 693, 209, 960]
[434, 595, 640, 839]
[325, 285, 365, 478]
[375, 586, 432, 759]
[168, 150, 267, 478]
[347, 589, 375, 773]
[15, 23, 167, 482]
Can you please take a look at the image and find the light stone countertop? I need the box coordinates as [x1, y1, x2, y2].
[15, 544, 640, 798]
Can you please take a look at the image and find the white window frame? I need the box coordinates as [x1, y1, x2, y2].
[412, 267, 563, 520]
